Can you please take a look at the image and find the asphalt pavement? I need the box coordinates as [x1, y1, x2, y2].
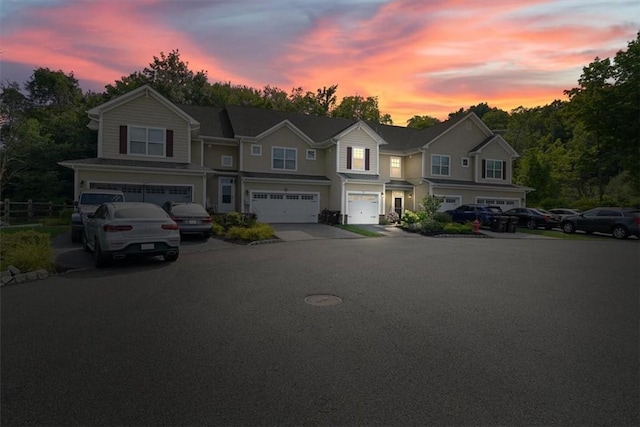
[3, 233, 638, 425]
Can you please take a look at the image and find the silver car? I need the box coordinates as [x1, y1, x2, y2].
[83, 202, 180, 267]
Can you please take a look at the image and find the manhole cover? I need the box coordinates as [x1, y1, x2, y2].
[304, 294, 342, 306]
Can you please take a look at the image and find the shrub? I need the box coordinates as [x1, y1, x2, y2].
[434, 212, 452, 224]
[386, 211, 399, 223]
[212, 212, 258, 230]
[419, 219, 444, 235]
[211, 223, 225, 237]
[0, 230, 54, 272]
[225, 223, 275, 242]
[443, 222, 473, 234]
[401, 210, 420, 225]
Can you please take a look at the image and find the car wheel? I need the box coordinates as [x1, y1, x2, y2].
[164, 249, 179, 262]
[94, 241, 109, 268]
[202, 232, 212, 240]
[562, 222, 575, 234]
[526, 219, 537, 229]
[612, 225, 629, 240]
[71, 229, 81, 243]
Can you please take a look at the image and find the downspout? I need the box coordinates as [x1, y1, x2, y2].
[340, 178, 346, 224]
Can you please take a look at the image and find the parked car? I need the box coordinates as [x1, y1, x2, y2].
[446, 204, 503, 226]
[71, 190, 125, 242]
[548, 208, 581, 221]
[83, 202, 180, 267]
[161, 201, 212, 239]
[504, 207, 560, 229]
[561, 207, 640, 239]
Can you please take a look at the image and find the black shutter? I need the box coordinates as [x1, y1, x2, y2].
[347, 147, 352, 169]
[502, 161, 507, 180]
[119, 126, 127, 154]
[166, 129, 173, 157]
[365, 148, 370, 171]
[481, 159, 486, 178]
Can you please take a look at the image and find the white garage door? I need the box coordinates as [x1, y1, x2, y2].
[348, 194, 379, 224]
[436, 196, 461, 212]
[90, 183, 192, 205]
[251, 193, 319, 223]
[477, 198, 520, 209]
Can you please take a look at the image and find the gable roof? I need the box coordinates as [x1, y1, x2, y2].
[88, 85, 199, 129]
[469, 135, 520, 158]
[225, 105, 356, 143]
[177, 105, 234, 138]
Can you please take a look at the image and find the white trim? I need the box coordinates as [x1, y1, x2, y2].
[484, 158, 503, 180]
[251, 144, 262, 156]
[221, 155, 233, 167]
[475, 196, 521, 208]
[306, 149, 316, 160]
[390, 156, 401, 178]
[351, 146, 366, 171]
[128, 125, 166, 158]
[461, 157, 469, 167]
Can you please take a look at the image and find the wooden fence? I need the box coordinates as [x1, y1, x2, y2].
[0, 199, 73, 223]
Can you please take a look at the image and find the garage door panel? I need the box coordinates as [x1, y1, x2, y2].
[251, 193, 318, 223]
[347, 194, 379, 224]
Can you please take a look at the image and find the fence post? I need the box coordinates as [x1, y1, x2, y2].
[28, 199, 33, 219]
[3, 199, 9, 222]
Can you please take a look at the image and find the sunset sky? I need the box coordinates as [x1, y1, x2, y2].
[1, 0, 638, 125]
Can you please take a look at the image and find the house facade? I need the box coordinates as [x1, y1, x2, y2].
[60, 85, 532, 224]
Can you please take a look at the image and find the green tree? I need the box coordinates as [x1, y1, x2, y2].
[406, 115, 440, 129]
[332, 95, 392, 124]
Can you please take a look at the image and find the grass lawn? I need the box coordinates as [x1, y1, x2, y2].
[336, 224, 384, 237]
[0, 225, 70, 239]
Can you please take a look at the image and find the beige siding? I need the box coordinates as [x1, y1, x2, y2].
[205, 144, 238, 170]
[242, 126, 325, 175]
[191, 140, 202, 166]
[101, 96, 191, 163]
[337, 128, 379, 174]
[324, 145, 342, 211]
[379, 154, 405, 180]
[405, 153, 422, 180]
[424, 117, 487, 180]
[477, 142, 512, 183]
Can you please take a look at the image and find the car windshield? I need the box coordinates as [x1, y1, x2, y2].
[81, 194, 124, 204]
[487, 207, 502, 214]
[114, 207, 168, 219]
[171, 204, 208, 216]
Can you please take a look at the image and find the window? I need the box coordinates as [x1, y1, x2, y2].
[431, 155, 450, 176]
[461, 157, 469, 167]
[251, 145, 262, 156]
[273, 147, 296, 170]
[485, 159, 503, 179]
[221, 155, 233, 167]
[352, 147, 365, 170]
[129, 126, 165, 156]
[306, 149, 316, 160]
[390, 157, 401, 178]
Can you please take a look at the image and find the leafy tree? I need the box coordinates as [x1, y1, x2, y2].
[26, 68, 83, 109]
[406, 115, 440, 129]
[105, 49, 210, 105]
[332, 95, 392, 124]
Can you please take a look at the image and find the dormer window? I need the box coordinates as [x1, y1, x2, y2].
[347, 146, 370, 171]
[273, 147, 296, 170]
[483, 159, 506, 180]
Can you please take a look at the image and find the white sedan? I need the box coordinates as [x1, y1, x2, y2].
[83, 202, 180, 267]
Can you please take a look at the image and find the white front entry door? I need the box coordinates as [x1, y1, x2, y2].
[347, 193, 379, 224]
[219, 178, 235, 213]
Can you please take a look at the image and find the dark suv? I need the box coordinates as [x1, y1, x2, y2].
[446, 204, 503, 226]
[561, 207, 640, 239]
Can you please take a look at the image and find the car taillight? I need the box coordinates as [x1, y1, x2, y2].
[103, 225, 133, 232]
[543, 215, 551, 221]
[162, 223, 179, 230]
[203, 217, 212, 223]
[634, 217, 640, 225]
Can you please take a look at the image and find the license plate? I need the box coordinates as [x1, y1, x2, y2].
[141, 243, 154, 250]
[188, 220, 197, 224]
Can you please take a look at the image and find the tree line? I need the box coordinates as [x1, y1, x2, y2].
[1, 33, 638, 208]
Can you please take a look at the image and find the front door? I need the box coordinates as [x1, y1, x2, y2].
[219, 178, 235, 213]
[394, 197, 403, 217]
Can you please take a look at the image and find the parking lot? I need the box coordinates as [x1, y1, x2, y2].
[3, 230, 639, 425]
